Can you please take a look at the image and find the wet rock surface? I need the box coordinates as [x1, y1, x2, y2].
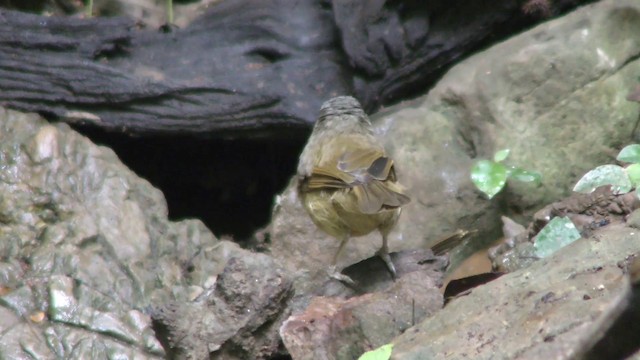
[153, 254, 293, 359]
[0, 108, 289, 359]
[492, 188, 640, 272]
[391, 223, 640, 359]
[280, 270, 444, 360]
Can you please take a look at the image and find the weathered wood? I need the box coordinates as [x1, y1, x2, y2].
[0, 0, 348, 138]
[0, 0, 594, 138]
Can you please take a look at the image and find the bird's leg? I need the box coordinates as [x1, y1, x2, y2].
[86, 0, 94, 17]
[166, 0, 174, 24]
[377, 233, 397, 280]
[328, 235, 355, 285]
[332, 234, 349, 265]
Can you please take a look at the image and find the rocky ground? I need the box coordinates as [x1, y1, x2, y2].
[1, 0, 640, 359]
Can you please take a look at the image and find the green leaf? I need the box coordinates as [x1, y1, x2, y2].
[358, 344, 393, 360]
[471, 160, 508, 199]
[493, 149, 511, 163]
[572, 164, 631, 194]
[534, 217, 581, 258]
[508, 167, 542, 184]
[626, 163, 640, 188]
[617, 144, 640, 163]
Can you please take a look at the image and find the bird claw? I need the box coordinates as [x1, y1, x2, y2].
[327, 265, 356, 285]
[377, 249, 397, 280]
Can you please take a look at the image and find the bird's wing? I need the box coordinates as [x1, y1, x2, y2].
[352, 181, 410, 214]
[306, 147, 410, 214]
[336, 148, 385, 174]
[304, 166, 354, 190]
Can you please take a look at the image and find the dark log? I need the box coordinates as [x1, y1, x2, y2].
[0, 0, 348, 138]
[0, 0, 594, 138]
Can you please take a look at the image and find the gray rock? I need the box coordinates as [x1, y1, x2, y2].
[391, 223, 640, 359]
[428, 0, 640, 211]
[153, 254, 293, 359]
[491, 188, 640, 272]
[0, 108, 167, 358]
[280, 269, 444, 360]
[0, 107, 290, 359]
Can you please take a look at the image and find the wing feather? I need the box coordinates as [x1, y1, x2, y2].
[304, 144, 410, 213]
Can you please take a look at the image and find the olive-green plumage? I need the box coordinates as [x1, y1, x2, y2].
[297, 96, 410, 282]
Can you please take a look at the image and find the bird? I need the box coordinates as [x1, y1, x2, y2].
[297, 96, 410, 283]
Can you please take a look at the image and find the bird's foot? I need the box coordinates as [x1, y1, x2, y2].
[327, 265, 356, 285]
[377, 249, 397, 280]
